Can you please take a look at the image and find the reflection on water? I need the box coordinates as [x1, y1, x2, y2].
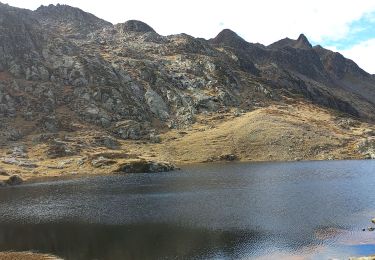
[0, 223, 265, 259]
[0, 160, 374, 259]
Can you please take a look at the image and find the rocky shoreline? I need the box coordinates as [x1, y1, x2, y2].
[0, 102, 373, 187]
[0, 158, 176, 187]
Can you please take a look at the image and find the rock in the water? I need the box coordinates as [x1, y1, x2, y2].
[5, 174, 23, 185]
[113, 159, 175, 174]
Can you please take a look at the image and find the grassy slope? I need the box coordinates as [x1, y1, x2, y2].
[144, 102, 368, 163]
[0, 101, 373, 182]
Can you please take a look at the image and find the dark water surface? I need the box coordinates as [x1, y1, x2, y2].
[0, 160, 375, 259]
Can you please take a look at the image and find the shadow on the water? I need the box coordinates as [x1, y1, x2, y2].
[0, 222, 264, 260]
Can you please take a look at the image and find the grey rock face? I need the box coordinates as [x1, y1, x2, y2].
[116, 20, 156, 34]
[145, 89, 169, 120]
[112, 120, 147, 140]
[35, 4, 111, 38]
[0, 2, 373, 145]
[93, 136, 120, 149]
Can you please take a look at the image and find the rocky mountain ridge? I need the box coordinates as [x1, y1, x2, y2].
[0, 2, 374, 182]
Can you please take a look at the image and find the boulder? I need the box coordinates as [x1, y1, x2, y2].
[149, 133, 161, 143]
[32, 133, 59, 143]
[46, 140, 75, 158]
[1, 157, 37, 168]
[91, 156, 117, 168]
[0, 168, 9, 176]
[337, 118, 360, 129]
[112, 120, 146, 140]
[219, 154, 238, 161]
[93, 135, 120, 149]
[5, 174, 23, 185]
[9, 145, 27, 158]
[113, 159, 175, 174]
[357, 138, 375, 159]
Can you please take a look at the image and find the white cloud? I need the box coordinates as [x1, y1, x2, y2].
[3, 0, 375, 73]
[336, 39, 375, 74]
[4, 0, 375, 43]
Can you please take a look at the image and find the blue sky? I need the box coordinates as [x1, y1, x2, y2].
[320, 10, 375, 74]
[3, 0, 375, 74]
[319, 11, 375, 50]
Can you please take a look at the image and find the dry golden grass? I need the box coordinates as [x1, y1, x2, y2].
[0, 252, 61, 260]
[0, 101, 373, 183]
[140, 102, 367, 164]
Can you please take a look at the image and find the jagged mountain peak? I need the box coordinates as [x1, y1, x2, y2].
[116, 20, 156, 34]
[0, 2, 9, 8]
[268, 33, 312, 49]
[209, 28, 250, 49]
[35, 3, 111, 37]
[215, 29, 240, 38]
[36, 4, 101, 20]
[295, 33, 312, 49]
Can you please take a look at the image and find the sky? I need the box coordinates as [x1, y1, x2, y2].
[4, 0, 375, 74]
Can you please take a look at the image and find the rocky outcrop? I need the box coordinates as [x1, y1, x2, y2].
[357, 138, 375, 159]
[268, 34, 312, 50]
[91, 157, 117, 168]
[116, 20, 156, 34]
[210, 29, 251, 49]
[113, 159, 175, 174]
[112, 120, 149, 140]
[46, 140, 76, 158]
[35, 4, 111, 38]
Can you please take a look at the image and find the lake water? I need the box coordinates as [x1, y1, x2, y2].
[0, 160, 375, 259]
